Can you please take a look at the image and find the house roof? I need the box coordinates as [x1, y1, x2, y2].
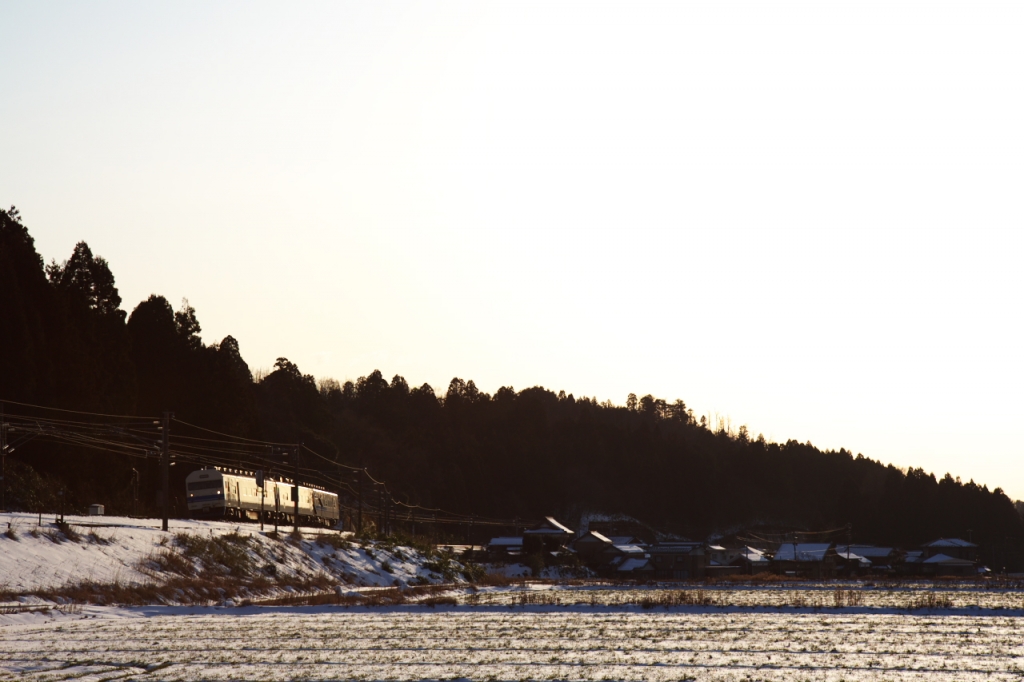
[923, 538, 977, 549]
[617, 557, 651, 572]
[708, 545, 727, 551]
[836, 545, 896, 559]
[923, 553, 976, 565]
[738, 546, 770, 563]
[524, 516, 574, 535]
[607, 536, 640, 546]
[575, 531, 613, 545]
[612, 544, 646, 555]
[835, 550, 872, 567]
[649, 542, 703, 554]
[774, 543, 833, 562]
[488, 537, 524, 547]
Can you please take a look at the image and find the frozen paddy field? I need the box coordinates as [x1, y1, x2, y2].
[3, 604, 1024, 681]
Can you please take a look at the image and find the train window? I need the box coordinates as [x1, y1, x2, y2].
[188, 480, 221, 491]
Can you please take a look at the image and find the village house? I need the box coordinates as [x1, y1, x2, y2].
[571, 530, 616, 564]
[773, 543, 838, 579]
[647, 541, 705, 579]
[922, 538, 978, 562]
[731, 546, 772, 574]
[833, 547, 873, 576]
[523, 517, 574, 543]
[705, 545, 742, 577]
[835, 545, 902, 574]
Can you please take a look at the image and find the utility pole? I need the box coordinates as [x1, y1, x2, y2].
[131, 468, 139, 518]
[160, 411, 172, 532]
[292, 444, 301, 534]
[357, 469, 363, 535]
[273, 483, 279, 534]
[256, 469, 265, 531]
[0, 403, 6, 513]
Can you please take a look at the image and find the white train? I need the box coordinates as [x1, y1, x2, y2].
[185, 467, 340, 528]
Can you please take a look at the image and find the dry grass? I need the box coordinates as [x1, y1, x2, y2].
[708, 571, 803, 584]
[256, 583, 456, 607]
[160, 531, 258, 578]
[0, 572, 337, 608]
[55, 521, 82, 543]
[475, 573, 524, 588]
[904, 592, 954, 610]
[86, 530, 113, 545]
[639, 590, 716, 608]
[313, 532, 350, 551]
[833, 587, 864, 607]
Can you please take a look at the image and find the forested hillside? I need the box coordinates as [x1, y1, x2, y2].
[3, 207, 1023, 567]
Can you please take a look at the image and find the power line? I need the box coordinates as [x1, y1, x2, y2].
[0, 398, 155, 421]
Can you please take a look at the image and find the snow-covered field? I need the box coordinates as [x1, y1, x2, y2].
[3, 605, 1024, 681]
[4, 513, 1024, 680]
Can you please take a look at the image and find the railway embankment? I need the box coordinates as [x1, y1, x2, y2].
[0, 511, 477, 606]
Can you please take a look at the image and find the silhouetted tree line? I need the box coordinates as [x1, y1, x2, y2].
[3, 207, 1023, 567]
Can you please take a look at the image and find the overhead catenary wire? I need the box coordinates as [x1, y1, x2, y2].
[2, 402, 523, 530]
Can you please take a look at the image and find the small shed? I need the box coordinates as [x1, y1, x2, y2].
[88, 504, 104, 516]
[486, 536, 524, 560]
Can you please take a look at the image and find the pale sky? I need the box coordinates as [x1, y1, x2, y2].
[2, 1, 1022, 498]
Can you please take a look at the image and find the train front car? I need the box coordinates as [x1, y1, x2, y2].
[185, 467, 340, 526]
[311, 488, 341, 526]
[185, 468, 226, 517]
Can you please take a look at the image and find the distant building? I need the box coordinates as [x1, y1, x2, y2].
[922, 538, 978, 562]
[572, 530, 615, 563]
[773, 543, 837, 579]
[524, 517, 574, 540]
[648, 541, 705, 579]
[588, 520, 658, 545]
[918, 538, 980, 576]
[921, 552, 978, 576]
[833, 547, 872, 576]
[731, 546, 771, 574]
[523, 517, 575, 553]
[835, 545, 901, 573]
[486, 536, 524, 561]
[705, 545, 742, 577]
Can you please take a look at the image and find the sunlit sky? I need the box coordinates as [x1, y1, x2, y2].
[2, 1, 1022, 498]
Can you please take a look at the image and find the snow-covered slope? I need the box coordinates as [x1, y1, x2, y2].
[0, 512, 469, 597]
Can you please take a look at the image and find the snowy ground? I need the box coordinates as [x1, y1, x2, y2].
[2, 604, 1024, 681]
[4, 514, 1024, 679]
[0, 512, 466, 598]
